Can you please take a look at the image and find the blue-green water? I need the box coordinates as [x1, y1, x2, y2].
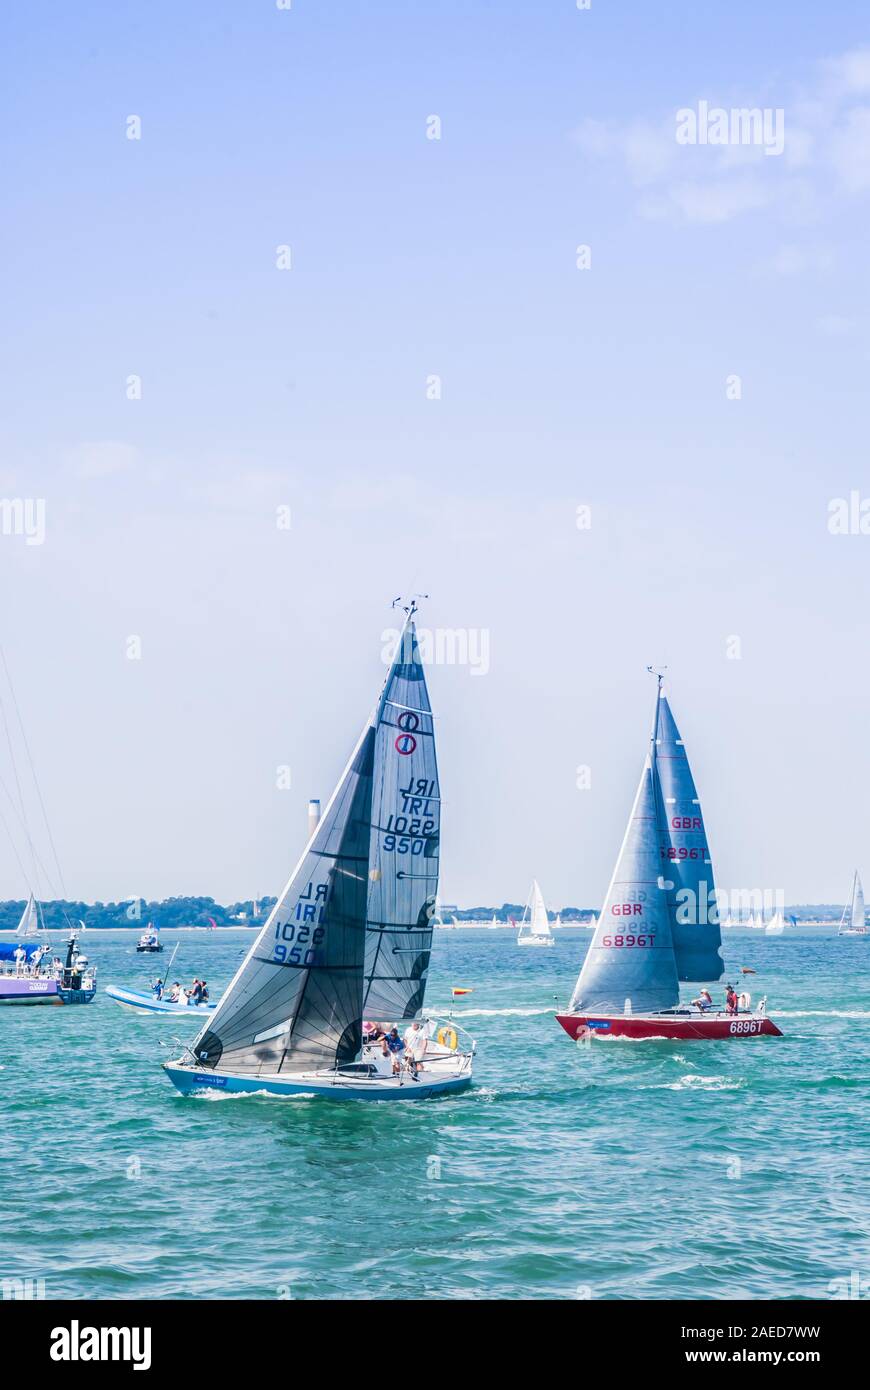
[1, 927, 868, 1300]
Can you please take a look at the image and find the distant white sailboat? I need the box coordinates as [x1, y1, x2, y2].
[838, 871, 867, 936]
[517, 880, 555, 947]
[487, 915, 499, 930]
[15, 894, 39, 937]
[765, 911, 785, 933]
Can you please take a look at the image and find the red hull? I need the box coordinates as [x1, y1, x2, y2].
[555, 1010, 782, 1041]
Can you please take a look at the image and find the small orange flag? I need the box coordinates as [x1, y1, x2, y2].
[452, 987, 473, 997]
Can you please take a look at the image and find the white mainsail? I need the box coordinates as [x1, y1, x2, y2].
[570, 755, 680, 1013]
[16, 894, 39, 937]
[517, 879, 554, 943]
[852, 874, 866, 930]
[839, 872, 866, 934]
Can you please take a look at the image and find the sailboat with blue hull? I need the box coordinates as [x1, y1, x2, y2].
[164, 604, 475, 1101]
[556, 673, 781, 1042]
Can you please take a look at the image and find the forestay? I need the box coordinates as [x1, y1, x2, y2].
[362, 621, 439, 1020]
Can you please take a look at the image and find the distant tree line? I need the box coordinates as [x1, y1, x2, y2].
[0, 896, 278, 933]
[0, 897, 845, 933]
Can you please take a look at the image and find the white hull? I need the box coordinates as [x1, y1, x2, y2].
[517, 936, 554, 947]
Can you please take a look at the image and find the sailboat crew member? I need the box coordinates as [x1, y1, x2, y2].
[13, 943, 26, 976]
[403, 1020, 428, 1075]
[725, 984, 738, 1015]
[382, 1027, 405, 1074]
[691, 988, 713, 1012]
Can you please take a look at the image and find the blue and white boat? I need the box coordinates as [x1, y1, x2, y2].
[105, 985, 217, 1017]
[163, 601, 475, 1102]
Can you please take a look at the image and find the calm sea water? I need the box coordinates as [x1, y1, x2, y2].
[1, 927, 868, 1301]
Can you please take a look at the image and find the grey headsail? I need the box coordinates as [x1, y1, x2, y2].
[569, 757, 679, 1014]
[191, 725, 375, 1076]
[653, 691, 724, 983]
[362, 619, 439, 1020]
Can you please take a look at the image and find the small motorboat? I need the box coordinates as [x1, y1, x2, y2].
[558, 671, 782, 1046]
[0, 931, 97, 1006]
[105, 985, 217, 1016]
[136, 925, 163, 953]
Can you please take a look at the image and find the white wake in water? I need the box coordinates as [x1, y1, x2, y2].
[442, 1007, 553, 1018]
[774, 1009, 870, 1019]
[645, 1074, 747, 1092]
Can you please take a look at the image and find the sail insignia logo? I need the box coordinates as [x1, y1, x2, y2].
[50, 1320, 152, 1371]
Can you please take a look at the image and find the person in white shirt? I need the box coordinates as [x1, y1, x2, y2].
[403, 1020, 428, 1076]
[13, 944, 26, 977]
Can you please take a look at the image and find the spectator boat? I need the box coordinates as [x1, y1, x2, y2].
[0, 931, 97, 1006]
[136, 925, 163, 953]
[105, 985, 218, 1016]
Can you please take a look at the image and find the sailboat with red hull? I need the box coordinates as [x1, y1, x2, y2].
[556, 673, 782, 1043]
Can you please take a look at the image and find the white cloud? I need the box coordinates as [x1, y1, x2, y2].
[829, 106, 870, 191]
[652, 177, 772, 224]
[824, 46, 870, 95]
[67, 441, 136, 479]
[574, 47, 870, 226]
[768, 244, 834, 275]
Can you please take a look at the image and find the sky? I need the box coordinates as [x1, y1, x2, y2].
[2, 1, 870, 909]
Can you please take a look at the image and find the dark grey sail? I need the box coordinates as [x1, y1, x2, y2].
[191, 726, 375, 1076]
[362, 620, 439, 1020]
[653, 692, 724, 983]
